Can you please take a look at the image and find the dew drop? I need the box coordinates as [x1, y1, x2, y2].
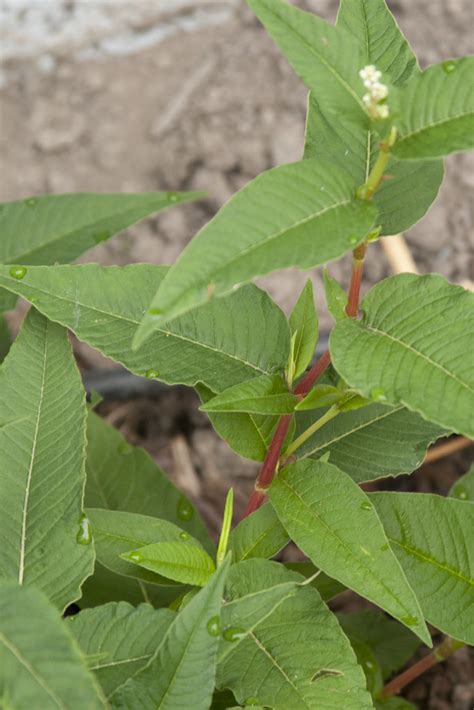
[371, 387, 387, 402]
[167, 191, 180, 202]
[24, 198, 37, 207]
[177, 496, 194, 522]
[442, 60, 456, 74]
[360, 501, 373, 511]
[145, 369, 160, 379]
[456, 486, 468, 500]
[348, 235, 359, 245]
[179, 531, 190, 541]
[148, 307, 162, 316]
[206, 615, 221, 636]
[401, 615, 418, 627]
[129, 552, 143, 563]
[117, 441, 133, 455]
[380, 543, 389, 551]
[365, 660, 374, 669]
[93, 230, 110, 244]
[76, 514, 92, 545]
[223, 626, 246, 642]
[244, 699, 260, 707]
[9, 266, 27, 280]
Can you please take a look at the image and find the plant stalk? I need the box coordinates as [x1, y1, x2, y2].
[379, 637, 465, 699]
[284, 405, 340, 458]
[346, 242, 368, 317]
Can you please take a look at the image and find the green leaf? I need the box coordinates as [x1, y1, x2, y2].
[0, 290, 17, 313]
[392, 58, 474, 160]
[304, 0, 444, 236]
[86, 508, 203, 588]
[323, 269, 348, 323]
[283, 562, 346, 601]
[247, 0, 366, 121]
[135, 159, 377, 340]
[112, 558, 230, 709]
[269, 460, 430, 644]
[0, 313, 12, 363]
[330, 274, 474, 437]
[0, 264, 290, 394]
[296, 384, 343, 411]
[449, 464, 474, 502]
[122, 542, 216, 587]
[375, 699, 416, 710]
[0, 191, 202, 265]
[229, 504, 289, 562]
[295, 402, 445, 482]
[198, 383, 293, 462]
[0, 581, 105, 708]
[337, 610, 419, 679]
[68, 602, 174, 699]
[370, 492, 474, 644]
[289, 279, 318, 379]
[217, 559, 372, 709]
[201, 374, 298, 415]
[85, 412, 211, 549]
[0, 309, 93, 610]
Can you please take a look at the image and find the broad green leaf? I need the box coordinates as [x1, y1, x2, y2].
[330, 274, 474, 437]
[337, 610, 419, 679]
[0, 309, 93, 610]
[135, 159, 377, 340]
[0, 290, 17, 313]
[269, 460, 430, 644]
[289, 279, 318, 379]
[392, 58, 474, 160]
[123, 542, 216, 587]
[198, 383, 295, 462]
[449, 464, 474, 502]
[337, 0, 418, 85]
[68, 602, 174, 699]
[0, 264, 290, 394]
[0, 313, 12, 362]
[0, 191, 201, 265]
[85, 412, 211, 549]
[229, 504, 289, 562]
[247, 0, 366, 121]
[323, 269, 348, 323]
[201, 374, 298, 415]
[112, 558, 230, 709]
[86, 508, 202, 588]
[283, 562, 346, 601]
[370, 492, 474, 644]
[304, 0, 444, 236]
[217, 559, 372, 709]
[295, 403, 445, 482]
[0, 581, 105, 708]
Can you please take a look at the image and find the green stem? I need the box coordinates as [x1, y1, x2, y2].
[358, 126, 397, 200]
[284, 405, 340, 458]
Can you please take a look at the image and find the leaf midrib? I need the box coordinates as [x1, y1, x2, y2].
[397, 109, 474, 145]
[389, 537, 474, 586]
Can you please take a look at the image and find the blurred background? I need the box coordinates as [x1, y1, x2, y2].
[1, 3, 473, 704]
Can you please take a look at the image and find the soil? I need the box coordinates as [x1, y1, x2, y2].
[1, 1, 473, 707]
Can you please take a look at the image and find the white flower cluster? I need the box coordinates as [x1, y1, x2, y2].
[359, 65, 389, 119]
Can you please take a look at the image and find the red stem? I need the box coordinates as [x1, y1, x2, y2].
[379, 637, 464, 699]
[345, 242, 367, 318]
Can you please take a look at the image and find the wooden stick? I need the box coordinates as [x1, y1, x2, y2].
[381, 233, 419, 274]
[423, 436, 472, 464]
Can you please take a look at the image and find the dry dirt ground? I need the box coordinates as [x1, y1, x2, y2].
[1, 2, 473, 707]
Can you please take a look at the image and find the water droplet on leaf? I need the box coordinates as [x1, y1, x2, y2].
[129, 552, 143, 563]
[117, 441, 133, 455]
[401, 615, 418, 627]
[9, 266, 27, 280]
[93, 230, 110, 244]
[177, 496, 194, 522]
[145, 369, 159, 379]
[206, 615, 221, 636]
[456, 486, 468, 500]
[244, 699, 260, 707]
[348, 235, 359, 245]
[223, 626, 246, 642]
[371, 387, 387, 402]
[148, 307, 162, 316]
[167, 191, 179, 202]
[24, 198, 37, 207]
[76, 515, 92, 545]
[179, 531, 190, 541]
[380, 543, 389, 551]
[442, 60, 456, 73]
[360, 501, 372, 511]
